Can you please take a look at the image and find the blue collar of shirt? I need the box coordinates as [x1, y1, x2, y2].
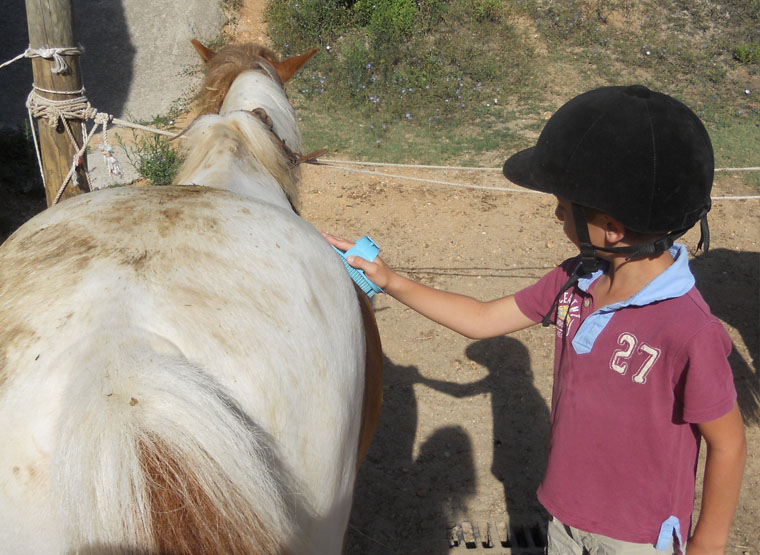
[571, 243, 695, 354]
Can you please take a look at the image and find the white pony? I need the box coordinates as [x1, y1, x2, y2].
[0, 41, 382, 554]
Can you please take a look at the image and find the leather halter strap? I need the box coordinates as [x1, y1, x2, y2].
[243, 57, 327, 166]
[248, 107, 327, 167]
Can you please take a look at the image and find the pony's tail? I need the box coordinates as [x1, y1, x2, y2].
[54, 345, 298, 554]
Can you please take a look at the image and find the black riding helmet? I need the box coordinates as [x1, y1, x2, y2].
[503, 85, 714, 325]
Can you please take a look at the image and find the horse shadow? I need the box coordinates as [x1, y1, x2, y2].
[347, 339, 551, 553]
[690, 248, 760, 425]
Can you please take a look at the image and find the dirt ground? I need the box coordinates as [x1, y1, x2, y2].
[1, 1, 758, 553]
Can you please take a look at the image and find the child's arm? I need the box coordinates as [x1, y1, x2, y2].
[324, 234, 536, 339]
[688, 403, 746, 554]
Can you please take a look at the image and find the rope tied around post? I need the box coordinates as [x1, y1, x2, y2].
[23, 84, 129, 202]
[0, 46, 83, 73]
[25, 87, 96, 127]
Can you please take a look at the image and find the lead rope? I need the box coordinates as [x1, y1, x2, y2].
[247, 107, 327, 166]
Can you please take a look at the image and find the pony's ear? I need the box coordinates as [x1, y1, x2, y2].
[191, 39, 216, 63]
[270, 48, 318, 84]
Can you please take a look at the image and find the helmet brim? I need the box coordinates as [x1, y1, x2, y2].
[502, 146, 553, 195]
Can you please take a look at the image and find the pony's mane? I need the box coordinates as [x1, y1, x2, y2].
[174, 110, 300, 206]
[198, 44, 281, 114]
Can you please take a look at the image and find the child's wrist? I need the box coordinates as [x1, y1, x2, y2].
[383, 270, 409, 298]
[687, 531, 727, 554]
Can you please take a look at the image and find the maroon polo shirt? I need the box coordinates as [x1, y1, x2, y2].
[515, 245, 735, 548]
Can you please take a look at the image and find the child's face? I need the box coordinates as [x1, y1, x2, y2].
[554, 197, 608, 252]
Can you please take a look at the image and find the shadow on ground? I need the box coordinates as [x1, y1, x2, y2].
[691, 248, 760, 426]
[347, 341, 550, 554]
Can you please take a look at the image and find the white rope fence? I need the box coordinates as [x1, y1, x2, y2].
[0, 46, 82, 73]
[319, 160, 760, 201]
[3, 47, 759, 204]
[24, 86, 180, 203]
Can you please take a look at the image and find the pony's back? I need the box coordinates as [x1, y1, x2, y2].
[0, 186, 365, 553]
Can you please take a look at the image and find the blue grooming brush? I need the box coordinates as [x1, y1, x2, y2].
[332, 236, 384, 298]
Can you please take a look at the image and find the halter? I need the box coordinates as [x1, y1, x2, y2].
[246, 107, 327, 167]
[245, 56, 328, 167]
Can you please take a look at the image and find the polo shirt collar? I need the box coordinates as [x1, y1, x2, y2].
[571, 244, 695, 354]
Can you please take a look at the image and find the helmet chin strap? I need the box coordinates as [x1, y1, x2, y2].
[539, 204, 598, 327]
[540, 204, 711, 327]
[571, 203, 601, 275]
[572, 203, 711, 260]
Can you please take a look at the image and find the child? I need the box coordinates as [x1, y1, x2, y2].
[325, 85, 746, 554]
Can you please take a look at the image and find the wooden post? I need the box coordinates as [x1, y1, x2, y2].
[25, 0, 89, 206]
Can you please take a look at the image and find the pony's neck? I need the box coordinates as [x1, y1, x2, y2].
[174, 72, 303, 209]
[221, 71, 301, 153]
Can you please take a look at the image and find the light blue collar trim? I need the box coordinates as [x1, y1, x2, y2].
[572, 244, 695, 354]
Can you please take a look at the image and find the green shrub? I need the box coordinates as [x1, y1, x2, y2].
[266, 0, 349, 55]
[734, 43, 760, 64]
[358, 0, 416, 45]
[472, 0, 506, 22]
[121, 132, 183, 186]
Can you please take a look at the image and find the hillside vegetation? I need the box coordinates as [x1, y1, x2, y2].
[266, 0, 759, 182]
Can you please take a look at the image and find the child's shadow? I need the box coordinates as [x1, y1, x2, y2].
[347, 355, 477, 554]
[691, 248, 760, 425]
[414, 337, 551, 528]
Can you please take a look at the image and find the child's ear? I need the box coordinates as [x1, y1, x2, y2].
[604, 216, 627, 244]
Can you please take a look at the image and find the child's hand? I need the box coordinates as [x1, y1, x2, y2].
[322, 233, 395, 291]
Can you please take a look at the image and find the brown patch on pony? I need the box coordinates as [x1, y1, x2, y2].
[139, 437, 287, 555]
[355, 290, 383, 467]
[0, 323, 38, 389]
[195, 43, 282, 115]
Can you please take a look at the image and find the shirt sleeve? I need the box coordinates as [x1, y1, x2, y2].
[679, 321, 736, 424]
[514, 257, 579, 324]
